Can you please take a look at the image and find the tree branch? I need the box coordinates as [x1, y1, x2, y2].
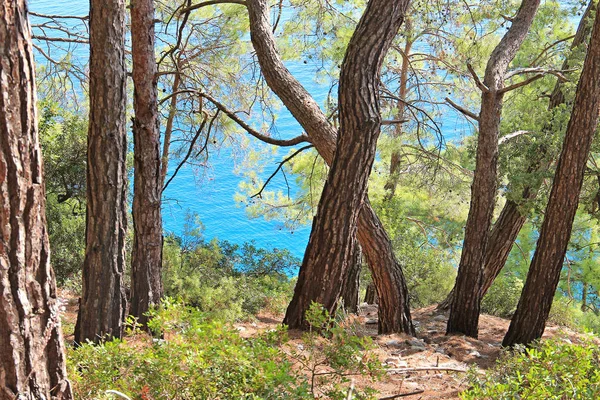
[179, 0, 246, 14]
[445, 97, 479, 122]
[467, 63, 488, 92]
[498, 130, 533, 145]
[251, 144, 314, 199]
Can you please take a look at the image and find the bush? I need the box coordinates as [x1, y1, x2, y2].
[162, 226, 298, 321]
[69, 301, 310, 399]
[68, 301, 385, 399]
[462, 337, 600, 399]
[481, 273, 524, 317]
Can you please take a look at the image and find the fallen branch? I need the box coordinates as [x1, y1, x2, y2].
[379, 389, 425, 399]
[387, 366, 467, 373]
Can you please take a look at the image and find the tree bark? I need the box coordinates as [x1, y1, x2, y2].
[283, 0, 410, 330]
[0, 1, 72, 397]
[447, 0, 540, 338]
[129, 0, 163, 328]
[341, 244, 361, 314]
[439, 1, 595, 312]
[364, 282, 378, 305]
[503, 6, 600, 347]
[247, 0, 413, 334]
[75, 0, 128, 344]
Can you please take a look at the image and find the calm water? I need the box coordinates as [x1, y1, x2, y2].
[28, 0, 470, 259]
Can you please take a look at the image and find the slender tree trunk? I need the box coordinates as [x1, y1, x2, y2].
[130, 0, 163, 327]
[384, 23, 412, 200]
[247, 0, 413, 334]
[283, 0, 410, 329]
[0, 1, 72, 397]
[440, 1, 595, 312]
[364, 282, 378, 305]
[447, 0, 540, 338]
[75, 0, 128, 344]
[503, 7, 600, 346]
[341, 244, 361, 314]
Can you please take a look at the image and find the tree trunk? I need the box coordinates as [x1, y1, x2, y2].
[0, 1, 72, 397]
[503, 6, 600, 347]
[283, 0, 410, 330]
[247, 0, 413, 334]
[440, 0, 595, 312]
[75, 0, 128, 344]
[364, 282, 378, 305]
[447, 0, 540, 338]
[129, 0, 163, 328]
[341, 244, 361, 314]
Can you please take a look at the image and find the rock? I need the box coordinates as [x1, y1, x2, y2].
[410, 346, 426, 352]
[366, 318, 378, 325]
[433, 315, 446, 322]
[236, 326, 246, 332]
[386, 339, 402, 347]
[406, 339, 426, 348]
[468, 350, 481, 358]
[435, 347, 447, 355]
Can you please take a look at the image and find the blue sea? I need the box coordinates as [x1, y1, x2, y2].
[28, 0, 471, 259]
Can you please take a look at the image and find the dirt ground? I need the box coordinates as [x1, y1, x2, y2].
[57, 292, 595, 400]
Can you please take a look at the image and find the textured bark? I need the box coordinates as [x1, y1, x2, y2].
[503, 6, 600, 347]
[364, 282, 378, 305]
[247, 0, 413, 334]
[447, 0, 540, 338]
[283, 0, 410, 330]
[0, 1, 72, 397]
[130, 0, 163, 327]
[439, 1, 595, 312]
[75, 0, 128, 344]
[341, 244, 361, 314]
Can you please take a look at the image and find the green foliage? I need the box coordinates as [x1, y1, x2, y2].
[462, 337, 600, 399]
[69, 301, 311, 399]
[163, 215, 298, 321]
[39, 102, 87, 284]
[69, 301, 385, 399]
[481, 273, 524, 318]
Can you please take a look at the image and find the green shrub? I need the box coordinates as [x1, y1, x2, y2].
[162, 227, 298, 321]
[462, 337, 600, 399]
[69, 301, 310, 400]
[481, 273, 524, 317]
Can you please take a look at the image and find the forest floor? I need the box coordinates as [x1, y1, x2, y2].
[57, 292, 594, 399]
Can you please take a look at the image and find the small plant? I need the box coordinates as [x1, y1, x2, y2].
[286, 302, 383, 399]
[462, 337, 600, 399]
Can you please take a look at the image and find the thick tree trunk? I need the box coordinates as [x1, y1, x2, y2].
[503, 6, 600, 347]
[0, 1, 72, 397]
[440, 1, 595, 312]
[284, 0, 410, 330]
[341, 244, 361, 314]
[447, 0, 540, 337]
[247, 0, 413, 334]
[75, 0, 128, 344]
[130, 0, 163, 327]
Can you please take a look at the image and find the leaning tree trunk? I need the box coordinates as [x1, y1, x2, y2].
[75, 0, 128, 344]
[439, 0, 596, 312]
[447, 0, 540, 338]
[503, 6, 600, 347]
[0, 1, 72, 397]
[283, 0, 410, 329]
[130, 0, 163, 327]
[247, 0, 413, 334]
